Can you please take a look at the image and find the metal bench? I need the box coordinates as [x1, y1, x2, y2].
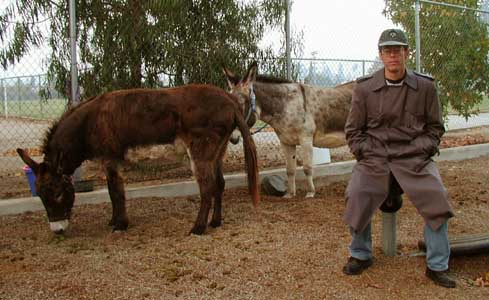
[418, 233, 489, 256]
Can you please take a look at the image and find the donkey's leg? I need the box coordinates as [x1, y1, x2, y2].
[209, 161, 225, 228]
[300, 137, 315, 198]
[186, 147, 197, 177]
[281, 142, 297, 198]
[104, 161, 129, 231]
[190, 160, 217, 235]
[209, 142, 228, 228]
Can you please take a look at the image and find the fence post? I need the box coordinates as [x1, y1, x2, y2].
[415, 0, 421, 72]
[285, 0, 291, 80]
[69, 0, 84, 185]
[69, 0, 79, 106]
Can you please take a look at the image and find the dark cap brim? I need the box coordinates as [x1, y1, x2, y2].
[379, 41, 408, 47]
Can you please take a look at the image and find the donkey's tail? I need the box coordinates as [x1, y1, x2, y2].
[235, 110, 260, 208]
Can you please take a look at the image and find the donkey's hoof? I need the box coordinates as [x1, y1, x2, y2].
[190, 225, 206, 235]
[111, 219, 129, 231]
[283, 193, 294, 199]
[112, 226, 128, 233]
[305, 192, 315, 198]
[209, 219, 222, 228]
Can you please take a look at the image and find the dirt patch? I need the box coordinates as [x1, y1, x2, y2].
[1, 155, 489, 299]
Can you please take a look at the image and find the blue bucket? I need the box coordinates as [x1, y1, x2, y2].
[23, 166, 37, 196]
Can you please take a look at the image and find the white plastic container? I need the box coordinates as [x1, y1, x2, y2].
[312, 147, 331, 165]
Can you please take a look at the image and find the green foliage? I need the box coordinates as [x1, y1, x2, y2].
[1, 0, 300, 99]
[0, 1, 48, 68]
[384, 0, 489, 118]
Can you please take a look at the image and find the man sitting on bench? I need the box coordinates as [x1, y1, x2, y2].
[342, 28, 456, 288]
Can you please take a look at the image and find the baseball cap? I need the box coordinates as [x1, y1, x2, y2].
[378, 29, 408, 47]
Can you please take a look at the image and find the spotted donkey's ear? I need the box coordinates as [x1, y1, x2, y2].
[244, 61, 258, 84]
[222, 65, 239, 90]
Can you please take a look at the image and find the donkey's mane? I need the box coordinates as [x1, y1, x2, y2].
[335, 80, 356, 88]
[256, 75, 293, 84]
[41, 95, 97, 154]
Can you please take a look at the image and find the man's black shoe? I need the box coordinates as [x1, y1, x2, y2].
[342, 257, 373, 275]
[425, 268, 456, 288]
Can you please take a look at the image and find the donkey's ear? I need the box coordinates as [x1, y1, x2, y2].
[244, 61, 258, 84]
[17, 148, 40, 173]
[222, 66, 238, 89]
[54, 152, 64, 175]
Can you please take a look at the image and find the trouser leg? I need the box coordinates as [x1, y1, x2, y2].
[424, 221, 450, 271]
[348, 223, 373, 260]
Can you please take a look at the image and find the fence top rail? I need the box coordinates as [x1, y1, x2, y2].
[1, 57, 379, 82]
[292, 57, 379, 64]
[420, 0, 489, 14]
[0, 74, 46, 81]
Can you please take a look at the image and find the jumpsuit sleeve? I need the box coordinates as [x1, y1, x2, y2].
[414, 82, 445, 157]
[345, 85, 369, 160]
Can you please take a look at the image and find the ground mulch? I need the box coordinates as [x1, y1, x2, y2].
[1, 153, 489, 299]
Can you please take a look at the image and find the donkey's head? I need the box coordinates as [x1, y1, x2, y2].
[223, 62, 259, 144]
[17, 148, 75, 234]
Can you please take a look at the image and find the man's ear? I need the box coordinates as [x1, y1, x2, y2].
[404, 46, 410, 56]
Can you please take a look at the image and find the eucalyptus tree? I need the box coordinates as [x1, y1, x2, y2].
[1, 0, 298, 99]
[384, 0, 489, 118]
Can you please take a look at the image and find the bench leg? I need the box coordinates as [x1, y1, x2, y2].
[382, 212, 397, 256]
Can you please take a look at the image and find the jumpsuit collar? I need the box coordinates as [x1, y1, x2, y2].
[371, 68, 418, 91]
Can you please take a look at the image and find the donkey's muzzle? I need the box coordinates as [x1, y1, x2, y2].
[49, 219, 70, 234]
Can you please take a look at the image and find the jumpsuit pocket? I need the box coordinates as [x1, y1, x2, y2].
[404, 110, 425, 131]
[413, 135, 437, 157]
[358, 136, 373, 160]
[404, 97, 426, 130]
[366, 96, 381, 120]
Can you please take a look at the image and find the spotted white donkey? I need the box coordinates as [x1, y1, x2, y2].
[224, 62, 355, 198]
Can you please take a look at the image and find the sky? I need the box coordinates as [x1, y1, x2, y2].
[290, 0, 394, 60]
[1, 0, 395, 78]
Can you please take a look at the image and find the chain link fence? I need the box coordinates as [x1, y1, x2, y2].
[415, 0, 489, 117]
[1, 1, 489, 199]
[0, 57, 378, 175]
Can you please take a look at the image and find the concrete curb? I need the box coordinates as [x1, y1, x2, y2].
[2, 143, 489, 216]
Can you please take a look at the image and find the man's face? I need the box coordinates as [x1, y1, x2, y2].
[379, 46, 408, 74]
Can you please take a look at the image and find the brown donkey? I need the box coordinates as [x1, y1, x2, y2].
[17, 84, 259, 235]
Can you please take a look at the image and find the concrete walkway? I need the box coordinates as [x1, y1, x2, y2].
[446, 112, 489, 130]
[2, 142, 489, 216]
